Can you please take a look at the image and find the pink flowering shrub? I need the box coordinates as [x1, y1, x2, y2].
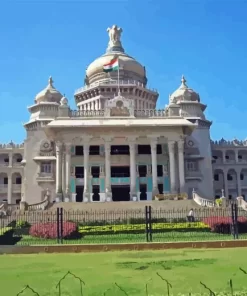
[29, 222, 79, 239]
[203, 217, 247, 234]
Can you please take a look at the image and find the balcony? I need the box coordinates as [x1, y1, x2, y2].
[36, 173, 55, 183]
[0, 162, 9, 167]
[185, 171, 203, 180]
[0, 184, 8, 192]
[12, 184, 21, 192]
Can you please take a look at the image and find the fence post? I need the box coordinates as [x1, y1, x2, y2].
[56, 208, 60, 244]
[148, 205, 152, 242]
[234, 202, 239, 239]
[60, 208, 64, 244]
[145, 206, 149, 242]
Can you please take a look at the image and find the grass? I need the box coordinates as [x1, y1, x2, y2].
[10, 232, 247, 245]
[1, 248, 247, 295]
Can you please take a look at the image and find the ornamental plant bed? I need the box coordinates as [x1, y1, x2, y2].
[78, 222, 210, 235]
[203, 217, 247, 234]
[29, 222, 81, 239]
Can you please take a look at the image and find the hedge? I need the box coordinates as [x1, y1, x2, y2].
[78, 222, 210, 235]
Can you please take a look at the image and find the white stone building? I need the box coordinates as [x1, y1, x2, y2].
[0, 25, 246, 205]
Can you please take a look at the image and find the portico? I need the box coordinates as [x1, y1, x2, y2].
[52, 131, 189, 202]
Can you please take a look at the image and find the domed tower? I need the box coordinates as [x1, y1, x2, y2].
[74, 25, 159, 110]
[169, 76, 214, 199]
[23, 77, 64, 204]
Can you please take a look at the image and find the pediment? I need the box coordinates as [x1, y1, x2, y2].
[105, 93, 135, 117]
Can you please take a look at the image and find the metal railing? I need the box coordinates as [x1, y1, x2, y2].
[1, 204, 247, 245]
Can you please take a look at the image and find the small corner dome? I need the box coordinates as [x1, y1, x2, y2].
[170, 76, 200, 104]
[35, 76, 63, 104]
[85, 25, 146, 85]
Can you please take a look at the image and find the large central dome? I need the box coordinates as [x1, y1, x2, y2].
[85, 25, 147, 85]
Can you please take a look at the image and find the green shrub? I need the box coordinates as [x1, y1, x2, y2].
[79, 222, 210, 235]
[16, 221, 31, 229]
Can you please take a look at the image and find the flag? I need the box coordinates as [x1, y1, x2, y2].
[103, 58, 119, 72]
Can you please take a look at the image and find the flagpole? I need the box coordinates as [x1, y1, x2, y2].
[117, 58, 120, 94]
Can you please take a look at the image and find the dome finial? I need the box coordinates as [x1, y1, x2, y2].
[48, 76, 54, 87]
[180, 75, 188, 88]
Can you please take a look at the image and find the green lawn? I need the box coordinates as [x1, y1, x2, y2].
[1, 248, 247, 295]
[12, 232, 247, 245]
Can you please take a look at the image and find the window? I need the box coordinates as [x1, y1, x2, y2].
[238, 155, 243, 159]
[41, 162, 52, 174]
[16, 158, 22, 162]
[241, 174, 244, 181]
[3, 178, 8, 185]
[91, 166, 100, 178]
[225, 155, 229, 159]
[90, 146, 100, 155]
[157, 145, 162, 154]
[138, 165, 147, 177]
[75, 146, 84, 156]
[16, 177, 22, 184]
[214, 174, 219, 181]
[186, 161, 197, 171]
[4, 158, 9, 163]
[227, 174, 233, 181]
[213, 156, 218, 160]
[157, 165, 163, 177]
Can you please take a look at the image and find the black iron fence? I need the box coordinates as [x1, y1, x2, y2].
[0, 204, 247, 245]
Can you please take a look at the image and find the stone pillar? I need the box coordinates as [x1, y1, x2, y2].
[129, 139, 137, 199]
[237, 170, 241, 196]
[178, 139, 185, 193]
[62, 149, 66, 195]
[65, 143, 72, 199]
[150, 137, 158, 195]
[235, 150, 239, 163]
[223, 170, 229, 198]
[168, 141, 176, 193]
[7, 174, 12, 204]
[104, 140, 112, 201]
[55, 142, 63, 201]
[83, 143, 90, 202]
[9, 152, 13, 167]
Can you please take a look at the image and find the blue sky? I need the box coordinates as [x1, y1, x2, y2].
[0, 0, 246, 143]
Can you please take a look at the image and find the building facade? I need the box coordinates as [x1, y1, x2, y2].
[0, 25, 246, 205]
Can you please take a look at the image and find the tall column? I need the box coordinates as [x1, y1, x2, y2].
[7, 173, 12, 204]
[178, 139, 185, 193]
[62, 149, 66, 194]
[104, 139, 112, 201]
[83, 143, 90, 201]
[56, 142, 63, 200]
[237, 170, 241, 196]
[223, 170, 229, 198]
[168, 141, 176, 193]
[65, 143, 72, 198]
[9, 153, 13, 167]
[150, 137, 158, 195]
[129, 138, 137, 199]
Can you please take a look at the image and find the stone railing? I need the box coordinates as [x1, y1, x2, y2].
[154, 193, 188, 201]
[211, 139, 247, 147]
[236, 196, 247, 211]
[192, 191, 215, 207]
[0, 203, 20, 215]
[0, 143, 24, 149]
[69, 109, 168, 118]
[27, 196, 50, 211]
[74, 79, 158, 94]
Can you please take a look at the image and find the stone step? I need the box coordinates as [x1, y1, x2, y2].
[49, 200, 200, 211]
